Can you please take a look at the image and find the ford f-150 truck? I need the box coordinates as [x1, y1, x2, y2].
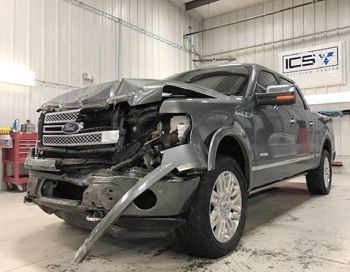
[24, 64, 335, 263]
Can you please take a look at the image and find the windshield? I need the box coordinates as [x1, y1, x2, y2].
[166, 66, 251, 96]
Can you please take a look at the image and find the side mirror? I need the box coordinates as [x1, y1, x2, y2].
[256, 85, 296, 106]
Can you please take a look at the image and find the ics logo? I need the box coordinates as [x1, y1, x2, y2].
[319, 51, 334, 65]
[282, 46, 338, 74]
[285, 54, 316, 70]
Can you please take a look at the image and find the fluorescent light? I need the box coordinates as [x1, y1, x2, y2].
[0, 63, 35, 86]
[304, 92, 350, 105]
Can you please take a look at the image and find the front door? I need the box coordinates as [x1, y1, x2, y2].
[279, 79, 315, 173]
[251, 71, 299, 188]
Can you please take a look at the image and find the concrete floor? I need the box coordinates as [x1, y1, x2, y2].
[0, 174, 350, 272]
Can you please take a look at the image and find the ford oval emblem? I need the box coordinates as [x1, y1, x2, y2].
[62, 122, 82, 134]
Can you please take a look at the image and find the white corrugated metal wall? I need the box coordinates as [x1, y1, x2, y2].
[0, 0, 201, 127]
[201, 0, 350, 171]
[1, 0, 349, 169]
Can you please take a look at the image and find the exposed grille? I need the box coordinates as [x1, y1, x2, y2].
[43, 133, 102, 147]
[44, 110, 80, 124]
[42, 109, 119, 147]
[42, 131, 119, 147]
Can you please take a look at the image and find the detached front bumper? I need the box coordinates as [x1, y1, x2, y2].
[25, 168, 199, 217]
[24, 144, 205, 219]
[25, 143, 207, 263]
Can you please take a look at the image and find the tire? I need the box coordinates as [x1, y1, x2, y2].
[176, 155, 247, 258]
[306, 150, 332, 195]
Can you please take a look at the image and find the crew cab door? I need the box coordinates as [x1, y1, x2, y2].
[252, 71, 299, 187]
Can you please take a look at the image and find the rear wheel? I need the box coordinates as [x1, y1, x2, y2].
[176, 155, 247, 258]
[306, 150, 332, 195]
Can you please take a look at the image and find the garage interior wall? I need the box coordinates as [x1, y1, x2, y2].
[0, 0, 201, 127]
[200, 0, 350, 172]
[1, 0, 349, 170]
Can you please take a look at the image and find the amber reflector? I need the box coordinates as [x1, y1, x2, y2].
[276, 95, 294, 101]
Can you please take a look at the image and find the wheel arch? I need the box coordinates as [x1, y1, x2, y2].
[315, 134, 333, 168]
[207, 127, 253, 189]
[323, 137, 332, 154]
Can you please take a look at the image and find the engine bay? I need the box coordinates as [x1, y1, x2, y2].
[36, 102, 191, 174]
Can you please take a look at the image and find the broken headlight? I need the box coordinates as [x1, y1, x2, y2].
[155, 115, 191, 148]
[170, 115, 191, 142]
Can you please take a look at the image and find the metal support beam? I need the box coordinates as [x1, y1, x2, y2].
[35, 79, 79, 89]
[202, 25, 350, 58]
[68, 0, 196, 55]
[188, 26, 193, 70]
[117, 22, 122, 80]
[184, 0, 325, 37]
[185, 0, 220, 11]
[192, 57, 237, 62]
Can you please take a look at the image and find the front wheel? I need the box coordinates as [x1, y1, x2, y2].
[306, 150, 332, 195]
[176, 155, 247, 258]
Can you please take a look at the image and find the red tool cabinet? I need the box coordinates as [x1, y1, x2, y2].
[2, 132, 37, 189]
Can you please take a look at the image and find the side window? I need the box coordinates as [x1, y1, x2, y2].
[256, 71, 279, 93]
[279, 78, 293, 86]
[279, 78, 306, 110]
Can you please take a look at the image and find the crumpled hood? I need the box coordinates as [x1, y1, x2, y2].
[40, 79, 230, 111]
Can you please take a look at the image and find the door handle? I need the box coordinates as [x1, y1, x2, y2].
[309, 121, 314, 128]
[290, 117, 296, 125]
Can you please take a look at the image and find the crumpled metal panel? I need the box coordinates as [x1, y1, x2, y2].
[72, 144, 205, 263]
[39, 78, 228, 111]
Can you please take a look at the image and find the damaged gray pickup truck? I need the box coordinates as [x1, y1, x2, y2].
[25, 64, 335, 263]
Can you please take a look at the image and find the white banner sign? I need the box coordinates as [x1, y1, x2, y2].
[279, 42, 345, 89]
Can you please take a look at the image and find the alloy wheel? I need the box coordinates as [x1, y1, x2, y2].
[209, 171, 242, 243]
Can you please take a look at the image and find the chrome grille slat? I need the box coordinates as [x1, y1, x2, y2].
[42, 131, 119, 147]
[44, 109, 80, 124]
